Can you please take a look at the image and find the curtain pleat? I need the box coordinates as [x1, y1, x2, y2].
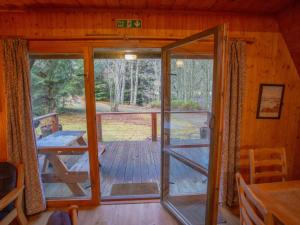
[2, 39, 46, 215]
[221, 40, 245, 207]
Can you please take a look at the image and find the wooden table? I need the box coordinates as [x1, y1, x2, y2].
[37, 130, 89, 196]
[249, 181, 300, 225]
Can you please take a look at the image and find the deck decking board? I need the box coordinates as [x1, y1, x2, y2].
[107, 142, 127, 196]
[132, 144, 142, 183]
[102, 141, 122, 195]
[124, 141, 134, 183]
[148, 142, 160, 183]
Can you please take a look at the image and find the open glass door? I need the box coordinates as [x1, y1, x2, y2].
[161, 25, 227, 225]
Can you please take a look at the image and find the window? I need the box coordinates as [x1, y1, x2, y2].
[30, 55, 91, 199]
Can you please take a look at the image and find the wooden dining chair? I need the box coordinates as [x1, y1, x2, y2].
[249, 147, 287, 184]
[0, 163, 27, 225]
[236, 173, 274, 225]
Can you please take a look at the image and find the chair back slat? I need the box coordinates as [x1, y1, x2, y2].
[240, 194, 264, 225]
[236, 173, 274, 225]
[249, 147, 287, 184]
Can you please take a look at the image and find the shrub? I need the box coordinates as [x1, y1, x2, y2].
[149, 100, 201, 110]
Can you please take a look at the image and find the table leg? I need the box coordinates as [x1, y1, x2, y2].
[46, 154, 86, 196]
[76, 136, 87, 146]
[42, 157, 49, 173]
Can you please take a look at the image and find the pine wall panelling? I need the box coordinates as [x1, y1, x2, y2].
[0, 11, 299, 179]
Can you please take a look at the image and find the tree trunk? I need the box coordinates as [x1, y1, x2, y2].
[153, 60, 160, 101]
[129, 62, 134, 104]
[133, 61, 139, 105]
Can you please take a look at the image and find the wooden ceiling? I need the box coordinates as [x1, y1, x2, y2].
[0, 0, 296, 14]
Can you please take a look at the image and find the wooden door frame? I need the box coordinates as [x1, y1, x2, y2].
[160, 24, 228, 225]
[29, 43, 100, 207]
[28, 29, 227, 209]
[28, 39, 175, 207]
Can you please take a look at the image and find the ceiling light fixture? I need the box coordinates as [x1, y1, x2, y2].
[124, 54, 137, 60]
[176, 60, 184, 68]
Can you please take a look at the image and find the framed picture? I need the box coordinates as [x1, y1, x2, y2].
[256, 84, 285, 119]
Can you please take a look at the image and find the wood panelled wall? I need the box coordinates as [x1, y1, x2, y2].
[278, 1, 300, 76]
[0, 11, 278, 38]
[240, 32, 300, 179]
[0, 11, 299, 178]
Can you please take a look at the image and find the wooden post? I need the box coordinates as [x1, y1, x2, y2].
[96, 114, 103, 142]
[151, 112, 157, 142]
[51, 114, 59, 132]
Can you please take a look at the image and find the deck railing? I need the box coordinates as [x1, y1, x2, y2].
[96, 111, 210, 142]
[34, 111, 210, 142]
[33, 112, 60, 133]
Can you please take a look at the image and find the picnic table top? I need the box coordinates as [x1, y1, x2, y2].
[37, 130, 86, 147]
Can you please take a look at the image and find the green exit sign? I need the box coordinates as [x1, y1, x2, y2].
[116, 19, 142, 28]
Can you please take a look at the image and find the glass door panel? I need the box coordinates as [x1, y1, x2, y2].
[161, 26, 227, 225]
[166, 153, 208, 225]
[30, 54, 91, 199]
[93, 48, 162, 200]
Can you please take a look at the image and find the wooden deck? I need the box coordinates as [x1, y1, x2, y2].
[41, 140, 209, 198]
[100, 141, 209, 198]
[100, 141, 161, 197]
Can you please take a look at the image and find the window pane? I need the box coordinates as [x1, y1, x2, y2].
[169, 58, 213, 146]
[30, 56, 91, 198]
[30, 57, 88, 146]
[93, 53, 162, 199]
[167, 156, 208, 225]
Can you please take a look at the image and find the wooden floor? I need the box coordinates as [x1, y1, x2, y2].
[29, 203, 179, 225]
[28, 203, 239, 225]
[167, 195, 228, 225]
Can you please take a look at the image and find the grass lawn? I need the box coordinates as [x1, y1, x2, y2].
[59, 113, 159, 141]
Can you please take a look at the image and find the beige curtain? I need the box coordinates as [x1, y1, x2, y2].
[2, 39, 46, 215]
[221, 40, 245, 207]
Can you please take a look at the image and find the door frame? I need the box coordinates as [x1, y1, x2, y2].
[28, 44, 100, 207]
[28, 28, 227, 209]
[28, 40, 174, 206]
[160, 24, 228, 225]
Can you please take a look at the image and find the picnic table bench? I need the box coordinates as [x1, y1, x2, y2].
[37, 130, 89, 196]
[37, 130, 106, 196]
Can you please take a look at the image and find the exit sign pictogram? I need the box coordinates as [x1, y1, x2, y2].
[116, 19, 142, 28]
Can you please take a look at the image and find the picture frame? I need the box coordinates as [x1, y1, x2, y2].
[256, 84, 285, 119]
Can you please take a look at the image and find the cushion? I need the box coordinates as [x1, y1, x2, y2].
[0, 162, 17, 220]
[46, 211, 72, 225]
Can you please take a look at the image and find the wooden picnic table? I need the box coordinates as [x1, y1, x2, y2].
[37, 130, 89, 196]
[249, 180, 300, 225]
[37, 130, 87, 147]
